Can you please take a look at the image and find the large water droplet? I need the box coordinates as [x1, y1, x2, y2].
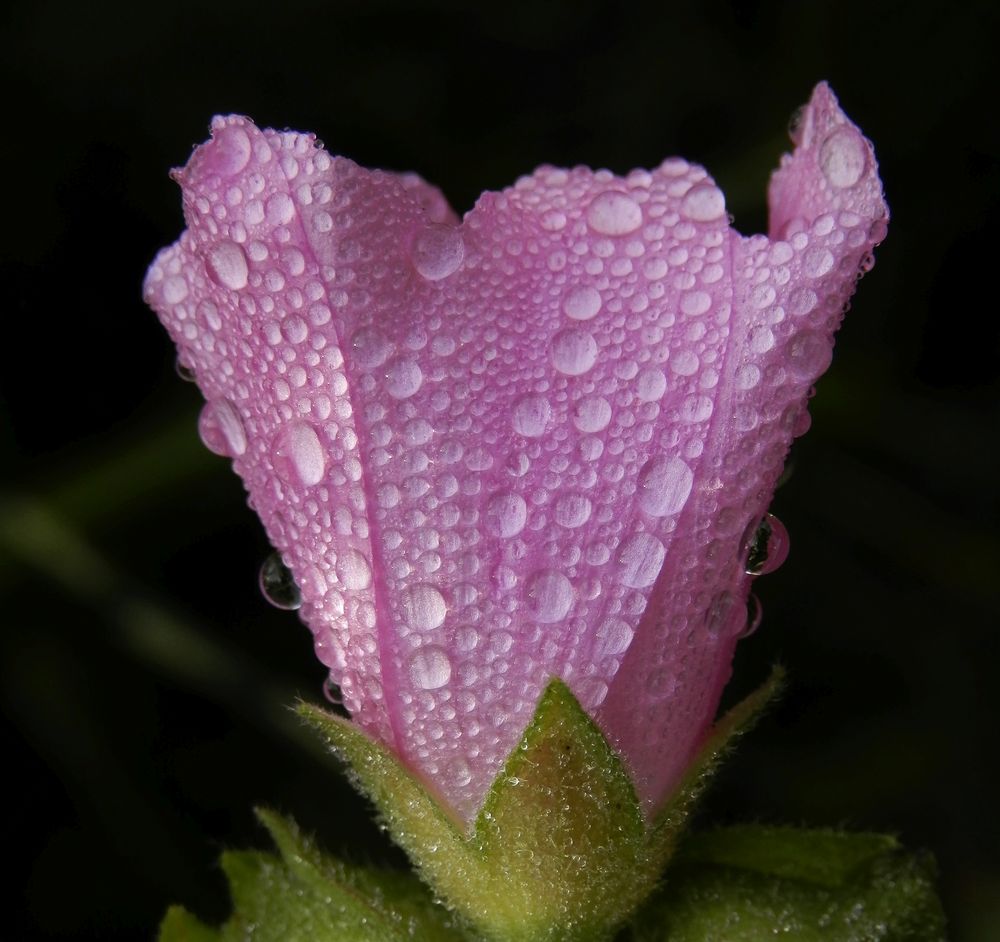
[175, 358, 196, 382]
[786, 330, 833, 380]
[594, 618, 634, 657]
[637, 456, 692, 517]
[403, 584, 447, 630]
[586, 191, 643, 235]
[551, 329, 598, 376]
[573, 395, 612, 432]
[511, 395, 551, 437]
[384, 358, 423, 399]
[198, 399, 247, 457]
[562, 286, 603, 321]
[336, 549, 373, 590]
[206, 241, 249, 290]
[485, 492, 527, 538]
[554, 493, 592, 528]
[272, 421, 327, 486]
[617, 532, 666, 588]
[211, 125, 252, 175]
[681, 184, 726, 222]
[350, 327, 392, 369]
[322, 676, 348, 714]
[411, 224, 465, 280]
[819, 128, 867, 188]
[743, 513, 790, 576]
[259, 551, 301, 610]
[408, 646, 452, 689]
[526, 570, 574, 623]
[740, 592, 763, 638]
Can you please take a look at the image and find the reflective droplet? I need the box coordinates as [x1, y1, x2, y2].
[211, 125, 252, 175]
[448, 756, 473, 786]
[486, 492, 527, 538]
[175, 358, 196, 382]
[573, 396, 612, 432]
[635, 368, 667, 402]
[511, 395, 551, 437]
[551, 329, 598, 376]
[786, 330, 833, 379]
[198, 399, 247, 457]
[554, 493, 592, 528]
[259, 551, 301, 610]
[403, 584, 447, 630]
[562, 286, 603, 321]
[336, 549, 372, 590]
[350, 327, 392, 369]
[704, 590, 742, 636]
[408, 646, 452, 689]
[273, 421, 327, 487]
[743, 513, 790, 576]
[411, 224, 465, 280]
[681, 184, 726, 222]
[638, 457, 692, 517]
[384, 358, 423, 399]
[820, 128, 867, 188]
[206, 241, 249, 290]
[617, 532, 666, 588]
[322, 676, 347, 711]
[586, 191, 643, 235]
[594, 618, 634, 657]
[526, 570, 574, 623]
[739, 592, 763, 639]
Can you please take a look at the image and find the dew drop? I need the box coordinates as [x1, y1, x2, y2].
[740, 592, 763, 638]
[336, 549, 373, 590]
[743, 513, 790, 576]
[573, 396, 612, 432]
[586, 191, 643, 236]
[486, 492, 527, 538]
[259, 551, 301, 610]
[272, 421, 327, 486]
[384, 358, 423, 399]
[819, 128, 867, 188]
[554, 493, 592, 529]
[198, 399, 247, 457]
[636, 368, 667, 401]
[163, 275, 189, 304]
[351, 327, 393, 368]
[786, 330, 833, 380]
[266, 192, 295, 225]
[617, 532, 666, 588]
[562, 286, 603, 321]
[448, 756, 473, 786]
[594, 618, 634, 657]
[206, 241, 249, 290]
[526, 570, 574, 623]
[511, 395, 551, 437]
[637, 457, 692, 517]
[551, 329, 598, 376]
[403, 584, 447, 630]
[175, 358, 196, 382]
[681, 184, 726, 222]
[408, 646, 452, 689]
[411, 224, 465, 280]
[211, 125, 252, 175]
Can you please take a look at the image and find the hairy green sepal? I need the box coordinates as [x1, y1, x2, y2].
[631, 824, 947, 941]
[297, 669, 782, 942]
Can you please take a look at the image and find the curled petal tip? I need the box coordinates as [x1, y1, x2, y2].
[769, 82, 888, 240]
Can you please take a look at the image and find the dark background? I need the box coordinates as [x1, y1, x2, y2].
[1, 1, 997, 939]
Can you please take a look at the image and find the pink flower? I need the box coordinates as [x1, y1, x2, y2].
[144, 82, 886, 825]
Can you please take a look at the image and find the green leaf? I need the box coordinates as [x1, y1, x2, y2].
[298, 672, 783, 942]
[632, 825, 947, 942]
[158, 906, 220, 942]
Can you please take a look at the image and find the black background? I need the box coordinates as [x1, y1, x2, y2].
[2, 1, 998, 939]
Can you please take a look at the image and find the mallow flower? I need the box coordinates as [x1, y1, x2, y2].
[145, 83, 888, 940]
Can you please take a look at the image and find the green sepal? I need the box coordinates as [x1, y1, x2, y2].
[630, 825, 947, 942]
[298, 669, 782, 942]
[157, 809, 464, 942]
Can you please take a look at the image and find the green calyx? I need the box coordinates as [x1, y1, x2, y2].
[296, 668, 783, 942]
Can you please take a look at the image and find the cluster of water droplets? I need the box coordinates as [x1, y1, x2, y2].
[143, 83, 885, 818]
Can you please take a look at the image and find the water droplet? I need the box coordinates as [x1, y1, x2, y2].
[206, 241, 249, 290]
[681, 184, 726, 222]
[594, 618, 634, 657]
[617, 532, 666, 588]
[272, 421, 327, 486]
[638, 457, 692, 517]
[408, 646, 452, 689]
[350, 327, 393, 369]
[704, 590, 741, 636]
[259, 551, 301, 610]
[198, 399, 247, 457]
[175, 358, 196, 382]
[554, 493, 592, 528]
[636, 368, 667, 402]
[526, 570, 574, 623]
[411, 224, 465, 280]
[562, 286, 603, 321]
[743, 513, 790, 576]
[336, 549, 372, 590]
[163, 275, 189, 304]
[511, 395, 551, 437]
[586, 191, 643, 235]
[403, 584, 447, 630]
[786, 330, 833, 379]
[266, 192, 295, 225]
[573, 396, 612, 432]
[448, 756, 473, 786]
[211, 125, 252, 175]
[819, 128, 867, 188]
[551, 329, 598, 376]
[740, 593, 763, 639]
[384, 358, 423, 399]
[486, 492, 527, 538]
[322, 676, 346, 710]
